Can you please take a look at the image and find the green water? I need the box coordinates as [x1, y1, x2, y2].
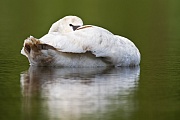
[0, 0, 180, 120]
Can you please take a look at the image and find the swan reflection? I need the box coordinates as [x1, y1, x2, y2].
[20, 66, 140, 120]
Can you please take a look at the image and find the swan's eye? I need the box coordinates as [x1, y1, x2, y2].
[69, 24, 73, 26]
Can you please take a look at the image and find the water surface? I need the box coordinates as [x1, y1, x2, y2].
[0, 0, 180, 120]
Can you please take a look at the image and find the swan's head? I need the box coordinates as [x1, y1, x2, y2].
[49, 16, 83, 34]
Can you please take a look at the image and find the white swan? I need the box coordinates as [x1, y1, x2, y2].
[21, 16, 140, 67]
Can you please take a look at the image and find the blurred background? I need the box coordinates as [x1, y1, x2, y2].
[0, 0, 180, 120]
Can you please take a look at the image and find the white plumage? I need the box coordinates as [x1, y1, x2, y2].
[21, 16, 140, 67]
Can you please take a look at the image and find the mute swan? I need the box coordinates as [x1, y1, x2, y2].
[21, 16, 140, 67]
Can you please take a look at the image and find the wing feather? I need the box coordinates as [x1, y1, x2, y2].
[39, 26, 114, 55]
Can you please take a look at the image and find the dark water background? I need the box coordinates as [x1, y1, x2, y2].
[0, 0, 180, 120]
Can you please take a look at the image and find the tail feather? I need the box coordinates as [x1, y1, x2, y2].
[24, 36, 56, 54]
[24, 44, 31, 54]
[22, 36, 57, 66]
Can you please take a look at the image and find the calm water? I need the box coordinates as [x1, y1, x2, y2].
[0, 0, 180, 120]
